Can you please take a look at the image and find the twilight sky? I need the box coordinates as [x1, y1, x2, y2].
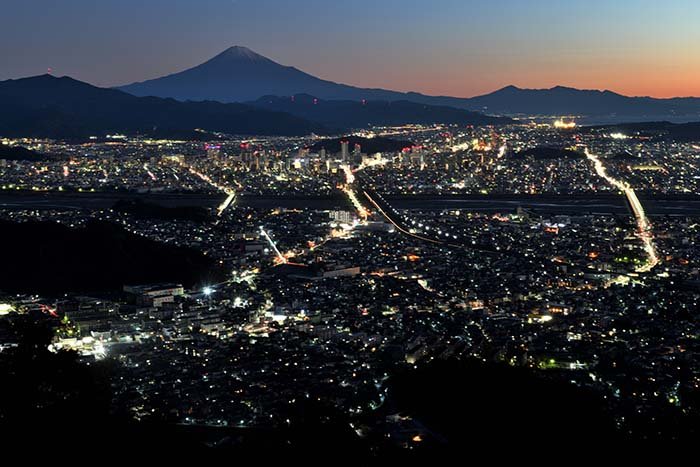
[1, 0, 699, 98]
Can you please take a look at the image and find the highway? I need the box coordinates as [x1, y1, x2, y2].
[585, 148, 660, 272]
[363, 190, 447, 246]
[353, 143, 506, 253]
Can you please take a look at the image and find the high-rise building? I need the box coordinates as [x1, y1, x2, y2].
[340, 140, 349, 162]
[330, 210, 354, 224]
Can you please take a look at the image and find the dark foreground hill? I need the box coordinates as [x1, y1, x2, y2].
[3, 315, 695, 460]
[0, 337, 631, 460]
[387, 358, 618, 450]
[112, 199, 212, 222]
[0, 219, 224, 294]
[0, 145, 53, 161]
[0, 74, 329, 139]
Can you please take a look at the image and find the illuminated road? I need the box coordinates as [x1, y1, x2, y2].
[259, 227, 287, 264]
[585, 148, 659, 272]
[143, 163, 157, 181]
[363, 190, 445, 245]
[188, 166, 237, 217]
[344, 187, 370, 219]
[497, 143, 507, 159]
[175, 160, 237, 217]
[356, 143, 509, 252]
[217, 192, 236, 217]
[340, 164, 370, 219]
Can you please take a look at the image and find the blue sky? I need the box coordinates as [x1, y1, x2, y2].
[1, 0, 699, 96]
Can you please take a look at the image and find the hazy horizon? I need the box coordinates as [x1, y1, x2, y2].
[2, 0, 699, 98]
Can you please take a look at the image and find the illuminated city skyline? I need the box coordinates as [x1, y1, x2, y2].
[3, 0, 700, 452]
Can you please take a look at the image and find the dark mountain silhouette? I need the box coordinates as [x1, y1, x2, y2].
[248, 94, 511, 128]
[0, 74, 329, 139]
[118, 46, 700, 119]
[118, 46, 457, 104]
[466, 85, 700, 117]
[308, 136, 413, 154]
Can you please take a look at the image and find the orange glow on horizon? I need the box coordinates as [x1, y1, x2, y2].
[326, 57, 700, 99]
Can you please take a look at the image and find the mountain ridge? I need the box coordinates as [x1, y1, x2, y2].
[466, 84, 700, 116]
[0, 74, 329, 139]
[248, 94, 512, 128]
[117, 46, 700, 118]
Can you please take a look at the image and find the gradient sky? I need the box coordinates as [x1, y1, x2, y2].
[2, 0, 699, 97]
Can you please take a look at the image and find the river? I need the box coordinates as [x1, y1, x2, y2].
[1, 191, 700, 216]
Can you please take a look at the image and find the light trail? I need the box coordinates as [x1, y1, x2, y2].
[585, 148, 659, 272]
[143, 163, 157, 181]
[363, 142, 508, 247]
[259, 227, 287, 264]
[341, 165, 355, 184]
[363, 191, 445, 246]
[39, 303, 59, 318]
[186, 166, 234, 195]
[344, 187, 370, 219]
[340, 164, 370, 220]
[176, 160, 237, 216]
[348, 164, 507, 256]
[217, 192, 236, 217]
[497, 143, 507, 159]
